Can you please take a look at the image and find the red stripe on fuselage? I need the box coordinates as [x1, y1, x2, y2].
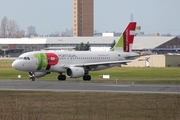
[45, 53, 59, 70]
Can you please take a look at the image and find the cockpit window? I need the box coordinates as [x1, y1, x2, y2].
[18, 57, 24, 59]
[18, 57, 30, 60]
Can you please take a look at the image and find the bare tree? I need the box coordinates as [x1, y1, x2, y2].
[0, 16, 8, 37]
[0, 16, 21, 38]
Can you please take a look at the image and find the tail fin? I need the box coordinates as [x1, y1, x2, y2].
[110, 22, 136, 52]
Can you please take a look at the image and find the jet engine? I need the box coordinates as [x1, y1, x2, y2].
[28, 72, 50, 78]
[66, 67, 85, 78]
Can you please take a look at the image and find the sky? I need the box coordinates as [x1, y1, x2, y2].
[0, 0, 180, 35]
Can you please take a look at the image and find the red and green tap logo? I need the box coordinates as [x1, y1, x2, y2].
[34, 53, 59, 70]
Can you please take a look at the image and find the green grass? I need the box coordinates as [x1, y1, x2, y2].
[0, 91, 180, 120]
[1, 60, 180, 120]
[1, 60, 180, 84]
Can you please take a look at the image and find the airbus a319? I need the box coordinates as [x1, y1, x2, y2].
[12, 22, 139, 81]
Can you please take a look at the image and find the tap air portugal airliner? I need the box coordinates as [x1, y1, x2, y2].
[12, 22, 138, 81]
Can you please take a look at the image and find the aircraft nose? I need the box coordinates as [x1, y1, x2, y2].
[12, 60, 19, 70]
[12, 61, 17, 68]
[12, 60, 31, 71]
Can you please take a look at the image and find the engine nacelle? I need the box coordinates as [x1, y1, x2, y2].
[28, 72, 49, 78]
[66, 67, 85, 78]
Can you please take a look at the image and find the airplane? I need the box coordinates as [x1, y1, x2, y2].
[12, 22, 139, 81]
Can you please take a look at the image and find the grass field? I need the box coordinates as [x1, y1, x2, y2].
[0, 91, 180, 120]
[1, 59, 180, 84]
[1, 60, 180, 120]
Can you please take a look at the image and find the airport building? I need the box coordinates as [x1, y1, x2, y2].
[73, 0, 94, 36]
[122, 54, 180, 67]
[0, 36, 179, 56]
[1, 36, 180, 67]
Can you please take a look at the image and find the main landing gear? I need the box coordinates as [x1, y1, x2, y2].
[57, 74, 91, 81]
[83, 69, 91, 81]
[58, 73, 66, 81]
[83, 75, 91, 81]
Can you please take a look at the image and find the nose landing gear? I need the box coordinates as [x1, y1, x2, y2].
[29, 77, 35, 81]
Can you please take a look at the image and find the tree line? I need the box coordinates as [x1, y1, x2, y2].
[75, 42, 90, 51]
[75, 40, 116, 51]
[0, 16, 22, 38]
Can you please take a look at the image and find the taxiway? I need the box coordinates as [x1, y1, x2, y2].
[0, 80, 179, 94]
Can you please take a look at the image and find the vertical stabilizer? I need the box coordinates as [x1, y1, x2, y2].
[111, 22, 136, 52]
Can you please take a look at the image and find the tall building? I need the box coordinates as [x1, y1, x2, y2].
[73, 0, 94, 36]
[26, 26, 36, 36]
[20, 30, 25, 37]
[61, 28, 73, 37]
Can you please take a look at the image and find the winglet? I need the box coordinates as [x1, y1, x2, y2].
[110, 22, 136, 52]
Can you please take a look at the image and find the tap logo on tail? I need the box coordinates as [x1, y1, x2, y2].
[110, 22, 136, 52]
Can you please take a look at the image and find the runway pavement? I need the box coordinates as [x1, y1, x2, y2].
[0, 80, 179, 94]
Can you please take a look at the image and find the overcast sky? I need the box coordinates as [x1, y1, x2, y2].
[0, 0, 180, 35]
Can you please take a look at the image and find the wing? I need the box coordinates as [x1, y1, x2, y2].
[62, 60, 133, 68]
[78, 60, 132, 66]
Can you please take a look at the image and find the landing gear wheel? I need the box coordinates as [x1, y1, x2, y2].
[83, 75, 91, 81]
[58, 75, 66, 81]
[30, 77, 35, 81]
[62, 75, 66, 80]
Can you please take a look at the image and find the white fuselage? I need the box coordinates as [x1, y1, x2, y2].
[12, 51, 137, 73]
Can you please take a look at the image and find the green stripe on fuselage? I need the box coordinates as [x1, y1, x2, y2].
[34, 53, 48, 70]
